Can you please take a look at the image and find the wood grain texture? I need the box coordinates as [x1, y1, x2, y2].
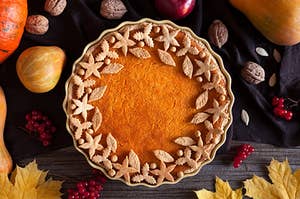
[20, 141, 300, 199]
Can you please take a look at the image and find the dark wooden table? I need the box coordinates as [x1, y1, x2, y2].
[20, 141, 300, 199]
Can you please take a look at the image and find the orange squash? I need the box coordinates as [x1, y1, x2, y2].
[0, 86, 13, 174]
[16, 46, 66, 93]
[230, 0, 300, 46]
[0, 0, 28, 63]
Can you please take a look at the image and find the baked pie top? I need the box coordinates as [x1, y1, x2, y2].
[64, 19, 233, 187]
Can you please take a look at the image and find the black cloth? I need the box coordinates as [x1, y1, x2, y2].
[1, 0, 299, 162]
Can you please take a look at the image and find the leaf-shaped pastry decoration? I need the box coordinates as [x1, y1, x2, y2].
[182, 55, 193, 78]
[129, 150, 140, 172]
[158, 49, 176, 66]
[241, 109, 249, 126]
[174, 137, 196, 146]
[153, 150, 174, 163]
[133, 32, 144, 40]
[101, 63, 124, 74]
[190, 112, 210, 124]
[106, 133, 117, 152]
[92, 107, 102, 132]
[129, 47, 151, 59]
[132, 174, 144, 183]
[88, 86, 107, 102]
[195, 90, 208, 110]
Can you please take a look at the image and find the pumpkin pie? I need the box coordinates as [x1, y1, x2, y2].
[64, 19, 234, 187]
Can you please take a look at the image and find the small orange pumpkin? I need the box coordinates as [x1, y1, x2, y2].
[0, 0, 28, 63]
[16, 46, 66, 93]
[230, 0, 300, 46]
[0, 86, 13, 174]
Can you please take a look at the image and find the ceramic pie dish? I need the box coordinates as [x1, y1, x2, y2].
[63, 18, 234, 187]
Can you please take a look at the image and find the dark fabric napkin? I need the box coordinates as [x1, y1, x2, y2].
[1, 0, 300, 162]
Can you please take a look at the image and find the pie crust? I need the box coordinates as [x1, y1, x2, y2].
[63, 19, 234, 187]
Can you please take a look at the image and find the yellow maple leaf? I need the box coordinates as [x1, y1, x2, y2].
[194, 177, 243, 199]
[244, 159, 300, 199]
[0, 160, 63, 199]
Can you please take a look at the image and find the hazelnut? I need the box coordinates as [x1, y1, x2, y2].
[100, 0, 127, 19]
[44, 0, 67, 16]
[25, 15, 49, 35]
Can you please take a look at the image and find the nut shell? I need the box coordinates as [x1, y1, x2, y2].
[25, 15, 49, 35]
[208, 20, 228, 48]
[44, 0, 67, 16]
[241, 61, 265, 84]
[100, 0, 127, 19]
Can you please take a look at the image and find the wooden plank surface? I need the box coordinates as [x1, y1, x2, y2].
[20, 141, 300, 199]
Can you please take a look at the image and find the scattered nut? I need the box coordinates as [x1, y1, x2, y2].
[100, 0, 127, 19]
[44, 0, 67, 16]
[25, 15, 49, 35]
[241, 61, 265, 84]
[208, 19, 228, 48]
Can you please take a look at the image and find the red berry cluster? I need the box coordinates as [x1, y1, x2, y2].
[272, 96, 293, 120]
[25, 110, 56, 146]
[67, 170, 107, 199]
[233, 144, 254, 168]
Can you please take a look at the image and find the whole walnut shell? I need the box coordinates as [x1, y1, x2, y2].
[208, 20, 228, 48]
[100, 0, 127, 19]
[241, 61, 265, 84]
[25, 15, 49, 35]
[44, 0, 67, 16]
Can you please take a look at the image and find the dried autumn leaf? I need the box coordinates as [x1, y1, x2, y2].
[0, 160, 63, 199]
[244, 159, 300, 199]
[194, 177, 243, 199]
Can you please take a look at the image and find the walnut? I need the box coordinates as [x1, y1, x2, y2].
[44, 0, 67, 16]
[208, 20, 228, 48]
[241, 61, 265, 84]
[100, 0, 127, 19]
[25, 15, 49, 35]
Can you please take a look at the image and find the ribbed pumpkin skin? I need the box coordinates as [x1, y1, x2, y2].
[0, 0, 28, 63]
[0, 86, 12, 174]
[230, 0, 300, 46]
[16, 46, 66, 93]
